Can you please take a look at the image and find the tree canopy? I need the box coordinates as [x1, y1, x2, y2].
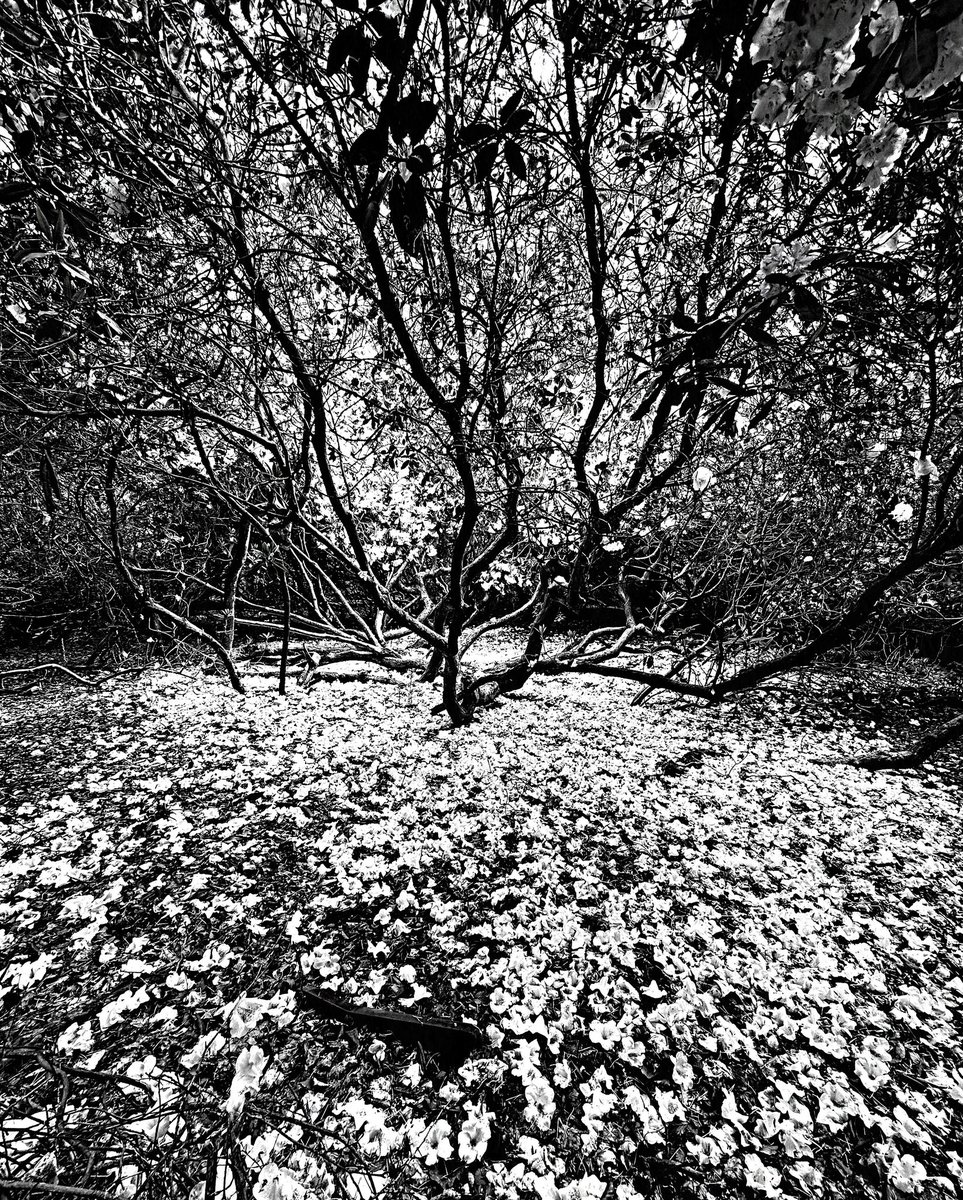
[2, 0, 963, 738]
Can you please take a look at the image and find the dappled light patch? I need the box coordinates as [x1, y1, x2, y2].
[1, 665, 961, 1199]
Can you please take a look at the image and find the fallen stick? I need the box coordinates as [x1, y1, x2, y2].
[284, 978, 483, 1064]
[0, 663, 101, 688]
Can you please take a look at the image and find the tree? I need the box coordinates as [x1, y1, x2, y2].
[2, 0, 962, 752]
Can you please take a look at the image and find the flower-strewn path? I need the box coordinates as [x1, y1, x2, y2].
[2, 664, 961, 1199]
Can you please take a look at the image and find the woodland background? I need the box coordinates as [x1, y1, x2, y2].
[1, 0, 962, 757]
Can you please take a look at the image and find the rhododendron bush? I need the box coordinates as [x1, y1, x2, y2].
[1, 662, 961, 1197]
[2, 0, 963, 733]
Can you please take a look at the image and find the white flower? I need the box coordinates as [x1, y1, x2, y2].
[225, 1045, 266, 1115]
[624, 1086, 665, 1145]
[671, 1051, 694, 1092]
[224, 997, 270, 1039]
[57, 1021, 94, 1055]
[656, 1089, 684, 1124]
[339, 1099, 383, 1130]
[524, 1075, 556, 1129]
[588, 1019, 621, 1050]
[409, 1118, 453, 1165]
[181, 1030, 227, 1069]
[891, 502, 913, 523]
[489, 987, 512, 1014]
[359, 1120, 402, 1158]
[692, 466, 715, 493]
[114, 1163, 143, 1198]
[889, 1153, 927, 1194]
[619, 1036, 646, 1068]
[912, 453, 939, 479]
[457, 1106, 492, 1163]
[254, 1163, 306, 1200]
[532, 1176, 563, 1200]
[744, 1153, 782, 1196]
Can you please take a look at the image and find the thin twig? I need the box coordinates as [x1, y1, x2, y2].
[0, 664, 101, 688]
[0, 1182, 111, 1198]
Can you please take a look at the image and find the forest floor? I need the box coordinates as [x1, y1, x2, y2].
[1, 643, 962, 1200]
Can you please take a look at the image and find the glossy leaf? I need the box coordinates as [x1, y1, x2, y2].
[473, 142, 498, 183]
[899, 25, 939, 89]
[390, 94, 439, 145]
[347, 128, 388, 166]
[388, 173, 429, 255]
[503, 140, 527, 180]
[499, 89, 525, 124]
[327, 25, 369, 76]
[406, 145, 435, 175]
[461, 122, 495, 145]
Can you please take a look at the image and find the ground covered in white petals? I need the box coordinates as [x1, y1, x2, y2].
[1, 661, 961, 1200]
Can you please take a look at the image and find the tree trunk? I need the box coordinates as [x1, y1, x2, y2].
[857, 709, 963, 770]
[219, 516, 252, 655]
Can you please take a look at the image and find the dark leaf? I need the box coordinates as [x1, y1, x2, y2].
[503, 107, 533, 132]
[388, 172, 429, 255]
[707, 375, 751, 397]
[406, 144, 435, 175]
[403, 99, 437, 143]
[630, 381, 663, 421]
[619, 100, 644, 125]
[347, 128, 387, 166]
[675, 7, 705, 60]
[326, 24, 368, 75]
[503, 140, 527, 180]
[718, 397, 741, 438]
[556, 1, 584, 42]
[748, 396, 778, 429]
[499, 88, 525, 124]
[348, 49, 371, 97]
[58, 200, 98, 241]
[785, 116, 813, 162]
[390, 94, 439, 145]
[365, 9, 399, 38]
[39, 450, 61, 514]
[34, 314, 64, 341]
[13, 128, 35, 156]
[90, 309, 128, 339]
[87, 13, 122, 46]
[372, 30, 404, 70]
[33, 199, 54, 236]
[899, 25, 939, 88]
[461, 122, 495, 145]
[847, 42, 900, 108]
[744, 323, 780, 349]
[791, 284, 824, 323]
[473, 142, 499, 183]
[331, 0, 359, 9]
[0, 180, 34, 204]
[920, 0, 963, 27]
